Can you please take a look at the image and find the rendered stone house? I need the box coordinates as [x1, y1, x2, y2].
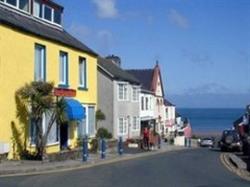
[97, 56, 141, 141]
[127, 63, 166, 134]
[0, 0, 98, 159]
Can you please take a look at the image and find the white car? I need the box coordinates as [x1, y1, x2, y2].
[200, 137, 215, 147]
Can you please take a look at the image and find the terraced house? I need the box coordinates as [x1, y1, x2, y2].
[127, 63, 167, 135]
[97, 56, 141, 141]
[0, 0, 98, 159]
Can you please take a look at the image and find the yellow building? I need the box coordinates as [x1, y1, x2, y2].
[0, 0, 98, 159]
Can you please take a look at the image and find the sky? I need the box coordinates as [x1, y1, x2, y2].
[56, 0, 250, 108]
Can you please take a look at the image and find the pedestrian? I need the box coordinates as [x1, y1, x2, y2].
[143, 127, 150, 150]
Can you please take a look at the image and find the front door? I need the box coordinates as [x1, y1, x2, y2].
[60, 123, 68, 149]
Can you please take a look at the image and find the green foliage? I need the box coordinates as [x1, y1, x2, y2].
[96, 128, 112, 139]
[15, 81, 65, 160]
[96, 109, 105, 121]
[89, 138, 98, 153]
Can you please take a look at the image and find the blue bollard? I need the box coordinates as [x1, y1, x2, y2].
[118, 137, 123, 155]
[101, 138, 106, 159]
[82, 136, 88, 162]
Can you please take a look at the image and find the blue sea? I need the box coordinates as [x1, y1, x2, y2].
[178, 108, 245, 133]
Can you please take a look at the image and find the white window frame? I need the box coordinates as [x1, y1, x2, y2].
[118, 117, 128, 135]
[132, 117, 140, 131]
[118, 82, 129, 101]
[43, 4, 53, 22]
[132, 86, 139, 102]
[59, 51, 68, 86]
[81, 104, 96, 138]
[2, 0, 30, 13]
[34, 44, 46, 81]
[30, 113, 59, 146]
[32, 0, 62, 26]
[79, 57, 87, 88]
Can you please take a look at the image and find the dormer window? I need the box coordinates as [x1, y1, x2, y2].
[19, 0, 29, 11]
[1, 0, 30, 12]
[0, 0, 63, 26]
[54, 8, 61, 25]
[33, 0, 42, 18]
[44, 5, 52, 21]
[6, 0, 16, 6]
[33, 0, 62, 26]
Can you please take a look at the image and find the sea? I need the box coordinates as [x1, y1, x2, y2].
[178, 108, 245, 134]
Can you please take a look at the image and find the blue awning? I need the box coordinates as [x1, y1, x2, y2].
[65, 99, 86, 120]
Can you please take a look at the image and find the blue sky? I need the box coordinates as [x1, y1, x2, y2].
[56, 0, 250, 108]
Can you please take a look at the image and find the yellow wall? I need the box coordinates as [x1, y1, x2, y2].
[0, 25, 97, 158]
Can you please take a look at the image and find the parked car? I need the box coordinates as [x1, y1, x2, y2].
[199, 137, 215, 148]
[218, 130, 242, 152]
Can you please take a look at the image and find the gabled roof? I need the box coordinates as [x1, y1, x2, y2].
[98, 57, 141, 85]
[0, 5, 97, 56]
[127, 63, 165, 96]
[164, 99, 175, 107]
[126, 69, 154, 91]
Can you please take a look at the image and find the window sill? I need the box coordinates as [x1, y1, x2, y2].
[78, 87, 88, 91]
[58, 84, 69, 88]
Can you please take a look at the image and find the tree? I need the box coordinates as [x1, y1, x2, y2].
[15, 81, 65, 160]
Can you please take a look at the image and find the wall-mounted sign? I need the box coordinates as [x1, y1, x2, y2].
[54, 88, 76, 97]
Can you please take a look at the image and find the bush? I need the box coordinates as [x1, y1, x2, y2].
[89, 138, 98, 153]
[96, 128, 112, 139]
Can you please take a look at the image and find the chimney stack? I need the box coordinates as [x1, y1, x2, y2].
[106, 55, 121, 67]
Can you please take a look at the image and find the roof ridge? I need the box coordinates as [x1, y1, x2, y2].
[126, 68, 154, 71]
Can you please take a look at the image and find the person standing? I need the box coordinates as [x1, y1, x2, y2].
[143, 127, 150, 150]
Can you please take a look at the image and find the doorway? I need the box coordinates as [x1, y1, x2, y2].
[60, 123, 68, 150]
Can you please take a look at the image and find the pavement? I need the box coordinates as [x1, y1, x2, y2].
[0, 148, 249, 187]
[0, 143, 188, 177]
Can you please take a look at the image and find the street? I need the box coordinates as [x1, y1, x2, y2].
[0, 148, 249, 187]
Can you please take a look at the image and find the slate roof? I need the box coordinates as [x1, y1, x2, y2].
[0, 5, 97, 56]
[126, 69, 154, 91]
[98, 57, 141, 85]
[164, 99, 175, 106]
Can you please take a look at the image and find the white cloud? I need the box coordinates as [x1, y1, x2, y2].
[92, 0, 118, 19]
[168, 8, 189, 29]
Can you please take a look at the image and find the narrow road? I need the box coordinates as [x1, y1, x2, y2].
[0, 149, 249, 187]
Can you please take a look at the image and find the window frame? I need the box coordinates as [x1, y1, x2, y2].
[78, 57, 87, 90]
[59, 51, 68, 87]
[118, 82, 129, 101]
[132, 86, 139, 102]
[118, 117, 128, 135]
[132, 117, 140, 131]
[2, 0, 30, 13]
[34, 43, 46, 81]
[32, 0, 62, 26]
[30, 113, 59, 146]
